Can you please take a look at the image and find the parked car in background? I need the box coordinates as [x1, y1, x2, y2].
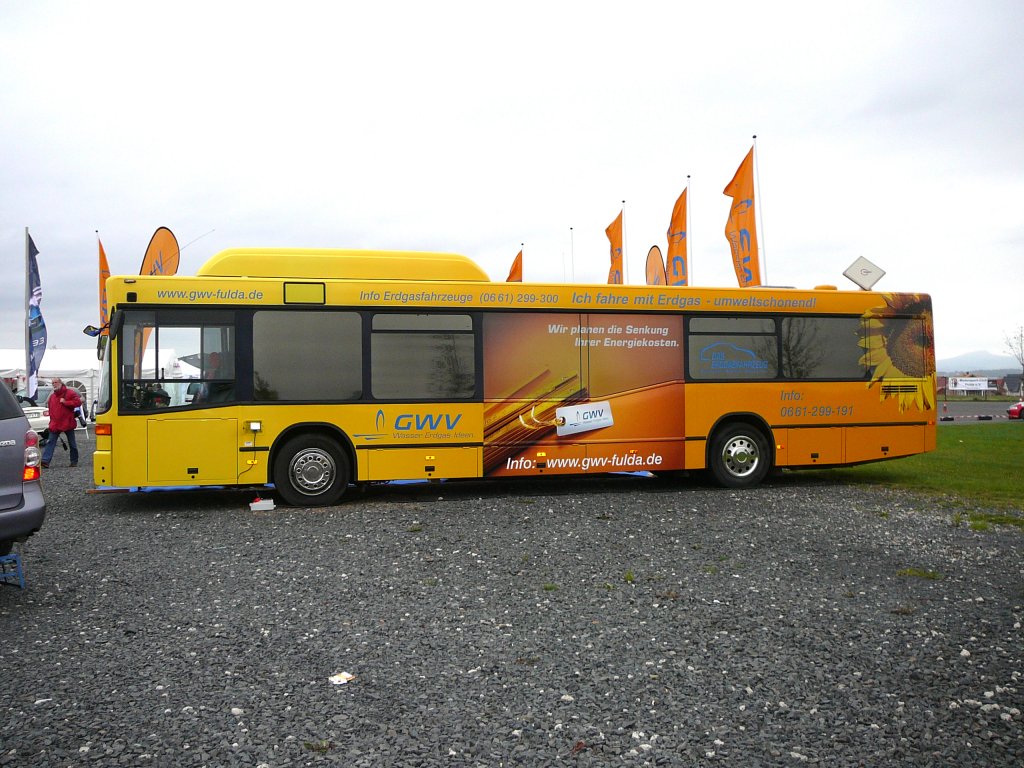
[16, 384, 53, 408]
[17, 383, 92, 425]
[15, 385, 52, 442]
[0, 385, 46, 555]
[1007, 401, 1024, 420]
[18, 401, 48, 441]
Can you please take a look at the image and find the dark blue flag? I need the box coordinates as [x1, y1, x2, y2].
[27, 235, 47, 401]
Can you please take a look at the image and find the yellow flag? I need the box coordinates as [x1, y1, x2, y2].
[723, 147, 761, 287]
[506, 250, 523, 282]
[666, 187, 688, 286]
[606, 211, 623, 284]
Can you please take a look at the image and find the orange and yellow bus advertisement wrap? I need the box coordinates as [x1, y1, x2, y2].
[482, 313, 687, 476]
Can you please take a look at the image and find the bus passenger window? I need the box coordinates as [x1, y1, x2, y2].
[253, 311, 362, 401]
[781, 317, 868, 379]
[371, 313, 475, 400]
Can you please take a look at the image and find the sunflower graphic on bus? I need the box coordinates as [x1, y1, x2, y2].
[859, 293, 936, 412]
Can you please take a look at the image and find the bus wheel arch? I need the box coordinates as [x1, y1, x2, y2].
[706, 415, 774, 489]
[270, 425, 355, 506]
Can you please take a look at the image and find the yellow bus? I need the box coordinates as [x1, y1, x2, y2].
[93, 248, 936, 505]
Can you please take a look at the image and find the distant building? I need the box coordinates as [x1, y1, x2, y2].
[1004, 374, 1023, 397]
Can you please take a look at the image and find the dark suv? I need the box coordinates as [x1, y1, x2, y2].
[0, 385, 46, 555]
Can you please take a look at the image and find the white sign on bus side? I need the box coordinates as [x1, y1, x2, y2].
[556, 401, 614, 436]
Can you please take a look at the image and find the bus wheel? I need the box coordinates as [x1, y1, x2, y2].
[709, 424, 770, 488]
[273, 435, 350, 507]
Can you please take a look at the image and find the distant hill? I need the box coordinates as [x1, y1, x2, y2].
[937, 350, 1020, 375]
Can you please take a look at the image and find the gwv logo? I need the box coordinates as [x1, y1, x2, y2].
[395, 413, 462, 431]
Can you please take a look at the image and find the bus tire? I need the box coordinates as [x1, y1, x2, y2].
[708, 423, 770, 489]
[273, 435, 350, 507]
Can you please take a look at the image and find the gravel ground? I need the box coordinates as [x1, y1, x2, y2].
[2, 433, 1023, 767]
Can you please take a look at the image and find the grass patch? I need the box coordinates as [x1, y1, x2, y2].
[812, 423, 1024, 511]
[939, 394, 1018, 402]
[304, 741, 334, 754]
[896, 567, 944, 580]
[542, 582, 559, 591]
[969, 512, 1024, 531]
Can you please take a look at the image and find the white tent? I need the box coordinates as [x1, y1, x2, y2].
[138, 348, 201, 407]
[2, 347, 205, 411]
[1, 348, 102, 411]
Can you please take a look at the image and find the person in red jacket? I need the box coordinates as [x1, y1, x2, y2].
[41, 377, 82, 468]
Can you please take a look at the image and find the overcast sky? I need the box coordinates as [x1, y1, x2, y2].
[2, 0, 1022, 362]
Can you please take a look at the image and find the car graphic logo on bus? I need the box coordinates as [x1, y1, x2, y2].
[353, 408, 463, 441]
[699, 342, 769, 371]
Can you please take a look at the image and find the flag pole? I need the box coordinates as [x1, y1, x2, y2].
[752, 134, 767, 283]
[96, 229, 100, 328]
[569, 227, 575, 282]
[621, 200, 628, 284]
[24, 227, 30, 394]
[686, 175, 692, 285]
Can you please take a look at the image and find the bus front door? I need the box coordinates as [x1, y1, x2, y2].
[147, 418, 239, 485]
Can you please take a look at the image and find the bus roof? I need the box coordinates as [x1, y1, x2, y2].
[196, 248, 491, 282]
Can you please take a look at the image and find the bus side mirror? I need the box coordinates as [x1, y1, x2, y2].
[83, 324, 109, 360]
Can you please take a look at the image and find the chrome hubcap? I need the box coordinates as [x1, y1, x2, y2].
[722, 436, 759, 478]
[290, 449, 335, 495]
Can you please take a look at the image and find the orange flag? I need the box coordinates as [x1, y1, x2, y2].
[645, 245, 666, 285]
[98, 238, 111, 335]
[506, 250, 523, 282]
[723, 147, 761, 287]
[139, 226, 180, 277]
[666, 187, 688, 286]
[606, 211, 623, 284]
[138, 227, 180, 359]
